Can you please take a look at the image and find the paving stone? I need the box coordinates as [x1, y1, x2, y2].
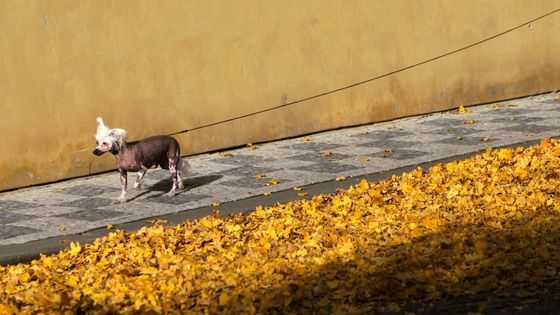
[370, 148, 430, 160]
[357, 139, 418, 149]
[183, 175, 224, 190]
[216, 177, 273, 189]
[58, 184, 120, 197]
[279, 142, 343, 151]
[210, 155, 269, 165]
[434, 136, 500, 146]
[57, 198, 114, 210]
[0, 225, 41, 240]
[9, 217, 84, 232]
[427, 126, 484, 136]
[286, 152, 351, 162]
[14, 205, 82, 217]
[353, 129, 414, 139]
[488, 116, 545, 124]
[0, 200, 39, 211]
[3, 191, 84, 206]
[0, 210, 39, 224]
[214, 165, 279, 177]
[294, 162, 363, 174]
[500, 124, 558, 134]
[419, 117, 472, 127]
[144, 193, 212, 206]
[539, 99, 560, 104]
[54, 209, 126, 222]
[478, 108, 536, 116]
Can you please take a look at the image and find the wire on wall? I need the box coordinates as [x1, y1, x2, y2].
[168, 7, 560, 137]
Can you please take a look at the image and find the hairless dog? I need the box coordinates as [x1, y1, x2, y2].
[93, 117, 189, 203]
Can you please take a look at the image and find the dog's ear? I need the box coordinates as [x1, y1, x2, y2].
[96, 117, 105, 126]
[109, 128, 128, 140]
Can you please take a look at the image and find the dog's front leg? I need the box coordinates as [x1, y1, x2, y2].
[117, 170, 128, 203]
[134, 166, 148, 189]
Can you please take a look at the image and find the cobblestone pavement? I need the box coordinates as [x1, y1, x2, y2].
[1, 93, 560, 248]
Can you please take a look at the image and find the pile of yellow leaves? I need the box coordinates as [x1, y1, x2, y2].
[2, 139, 560, 314]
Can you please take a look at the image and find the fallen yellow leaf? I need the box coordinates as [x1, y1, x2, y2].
[247, 143, 259, 150]
[264, 178, 280, 186]
[457, 105, 471, 113]
[69, 242, 81, 256]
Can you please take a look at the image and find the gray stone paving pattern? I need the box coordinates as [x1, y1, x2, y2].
[1, 93, 559, 246]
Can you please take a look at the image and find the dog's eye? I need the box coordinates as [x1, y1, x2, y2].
[102, 142, 108, 146]
[96, 141, 99, 145]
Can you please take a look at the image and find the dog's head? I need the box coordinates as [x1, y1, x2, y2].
[93, 117, 128, 156]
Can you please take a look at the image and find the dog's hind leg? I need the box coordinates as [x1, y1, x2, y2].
[177, 172, 184, 190]
[117, 170, 128, 203]
[134, 166, 148, 189]
[166, 158, 179, 197]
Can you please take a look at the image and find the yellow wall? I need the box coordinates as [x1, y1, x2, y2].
[1, 1, 559, 191]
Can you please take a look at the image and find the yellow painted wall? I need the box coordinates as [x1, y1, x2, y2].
[1, 1, 559, 191]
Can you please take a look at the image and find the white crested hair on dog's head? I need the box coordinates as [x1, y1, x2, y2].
[95, 117, 110, 141]
[95, 117, 127, 141]
[94, 117, 128, 153]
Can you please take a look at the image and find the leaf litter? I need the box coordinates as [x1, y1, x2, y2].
[2, 139, 560, 314]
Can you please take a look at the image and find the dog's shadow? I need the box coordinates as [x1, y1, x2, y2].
[127, 174, 222, 202]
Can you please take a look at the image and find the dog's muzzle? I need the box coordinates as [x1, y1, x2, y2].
[93, 148, 104, 156]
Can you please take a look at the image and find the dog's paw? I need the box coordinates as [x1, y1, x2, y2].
[133, 183, 143, 190]
[112, 196, 127, 203]
[165, 191, 176, 197]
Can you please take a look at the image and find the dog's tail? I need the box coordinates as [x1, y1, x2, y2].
[177, 158, 191, 190]
[179, 158, 191, 176]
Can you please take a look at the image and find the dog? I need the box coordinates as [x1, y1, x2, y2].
[93, 117, 190, 203]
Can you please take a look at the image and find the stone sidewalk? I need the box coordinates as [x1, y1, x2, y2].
[1, 92, 559, 251]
